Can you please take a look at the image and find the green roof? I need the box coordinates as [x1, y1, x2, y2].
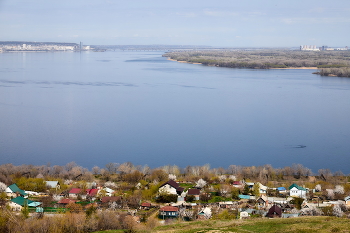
[289, 183, 307, 191]
[8, 183, 27, 196]
[11, 196, 33, 206]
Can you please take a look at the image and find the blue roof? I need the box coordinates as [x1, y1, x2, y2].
[239, 195, 251, 199]
[28, 202, 41, 207]
[277, 187, 286, 191]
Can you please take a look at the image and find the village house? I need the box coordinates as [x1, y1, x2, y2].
[158, 180, 184, 195]
[256, 195, 268, 208]
[100, 187, 115, 196]
[187, 189, 200, 201]
[9, 196, 41, 211]
[68, 188, 99, 199]
[289, 184, 307, 199]
[100, 196, 122, 208]
[57, 198, 77, 207]
[141, 202, 152, 210]
[266, 204, 282, 218]
[6, 184, 27, 198]
[345, 196, 350, 206]
[69, 188, 82, 199]
[232, 181, 244, 188]
[219, 201, 234, 209]
[45, 181, 61, 190]
[159, 206, 179, 218]
[245, 182, 255, 189]
[197, 207, 212, 219]
[257, 182, 268, 194]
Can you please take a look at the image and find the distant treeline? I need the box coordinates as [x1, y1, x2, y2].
[0, 162, 346, 185]
[163, 50, 350, 77]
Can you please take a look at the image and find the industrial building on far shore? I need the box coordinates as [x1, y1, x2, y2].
[300, 45, 348, 51]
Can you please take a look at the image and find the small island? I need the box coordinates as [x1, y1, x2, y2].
[163, 49, 350, 77]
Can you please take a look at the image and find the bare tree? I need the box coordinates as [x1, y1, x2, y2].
[318, 169, 332, 180]
[106, 163, 119, 174]
[117, 162, 134, 175]
[92, 166, 101, 175]
[228, 165, 242, 176]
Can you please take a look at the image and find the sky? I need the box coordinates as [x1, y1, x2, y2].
[0, 0, 349, 47]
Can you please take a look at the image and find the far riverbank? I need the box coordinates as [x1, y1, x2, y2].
[163, 50, 350, 77]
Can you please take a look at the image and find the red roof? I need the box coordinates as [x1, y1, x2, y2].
[160, 180, 180, 188]
[101, 196, 121, 203]
[188, 189, 200, 195]
[58, 198, 76, 204]
[160, 206, 179, 212]
[69, 188, 81, 194]
[176, 187, 184, 192]
[86, 189, 99, 196]
[141, 203, 152, 207]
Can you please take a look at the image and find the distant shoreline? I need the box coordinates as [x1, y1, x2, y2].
[168, 58, 318, 70]
[271, 67, 318, 70]
[167, 58, 202, 65]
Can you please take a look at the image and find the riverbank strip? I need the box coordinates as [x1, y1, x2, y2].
[168, 58, 318, 69]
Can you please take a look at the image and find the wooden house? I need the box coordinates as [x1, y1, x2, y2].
[159, 206, 179, 218]
[266, 204, 282, 218]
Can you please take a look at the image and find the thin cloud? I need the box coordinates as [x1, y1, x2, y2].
[175, 12, 197, 18]
[282, 17, 350, 24]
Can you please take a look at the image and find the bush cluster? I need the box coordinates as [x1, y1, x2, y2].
[0, 208, 137, 233]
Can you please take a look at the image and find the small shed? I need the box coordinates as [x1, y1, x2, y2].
[141, 202, 152, 209]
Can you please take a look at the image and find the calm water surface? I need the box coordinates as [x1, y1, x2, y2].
[1, 51, 350, 173]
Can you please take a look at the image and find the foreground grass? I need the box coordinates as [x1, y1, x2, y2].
[94, 216, 350, 233]
[153, 216, 350, 233]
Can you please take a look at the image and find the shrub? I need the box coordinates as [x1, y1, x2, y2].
[156, 194, 178, 203]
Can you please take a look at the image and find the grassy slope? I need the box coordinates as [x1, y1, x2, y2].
[152, 217, 350, 233]
[94, 217, 350, 233]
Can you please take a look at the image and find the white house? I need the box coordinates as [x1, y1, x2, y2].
[289, 184, 307, 199]
[345, 196, 350, 206]
[6, 184, 27, 198]
[158, 180, 184, 195]
[45, 181, 60, 190]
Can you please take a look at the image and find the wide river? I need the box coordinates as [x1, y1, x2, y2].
[1, 51, 350, 173]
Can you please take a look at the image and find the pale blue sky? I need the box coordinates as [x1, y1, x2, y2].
[1, 0, 349, 47]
